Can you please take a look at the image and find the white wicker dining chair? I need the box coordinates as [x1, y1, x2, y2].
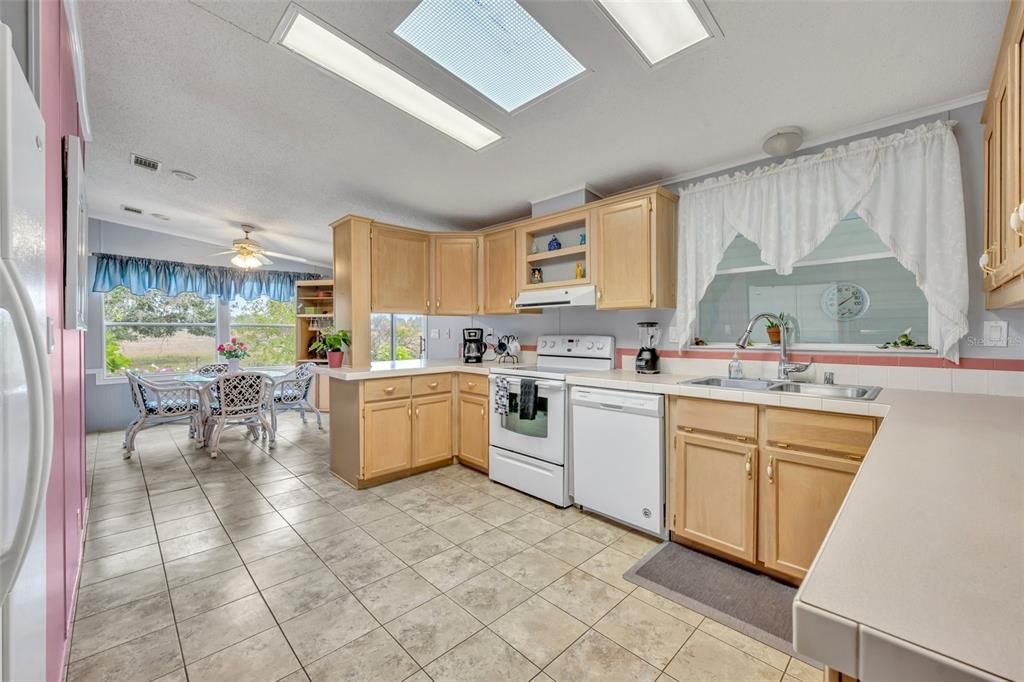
[196, 362, 230, 377]
[199, 371, 275, 458]
[271, 362, 323, 433]
[124, 371, 202, 457]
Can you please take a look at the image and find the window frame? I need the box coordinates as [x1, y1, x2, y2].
[370, 312, 427, 363]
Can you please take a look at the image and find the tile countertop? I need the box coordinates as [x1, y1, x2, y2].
[316, 359, 496, 381]
[566, 369, 1024, 681]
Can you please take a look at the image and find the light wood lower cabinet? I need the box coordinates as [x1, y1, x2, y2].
[412, 394, 453, 467]
[457, 394, 488, 471]
[362, 398, 412, 479]
[671, 431, 757, 563]
[761, 446, 859, 581]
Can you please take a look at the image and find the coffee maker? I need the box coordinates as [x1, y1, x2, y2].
[462, 328, 485, 363]
[635, 322, 661, 374]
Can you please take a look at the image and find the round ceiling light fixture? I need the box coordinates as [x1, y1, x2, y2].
[762, 126, 804, 157]
[171, 169, 197, 181]
[151, 213, 170, 221]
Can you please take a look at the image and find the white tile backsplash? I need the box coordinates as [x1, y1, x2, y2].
[916, 368, 952, 393]
[987, 370, 1024, 397]
[857, 365, 889, 388]
[886, 367, 918, 390]
[951, 369, 988, 395]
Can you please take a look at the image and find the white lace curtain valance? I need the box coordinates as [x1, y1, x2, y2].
[675, 119, 969, 362]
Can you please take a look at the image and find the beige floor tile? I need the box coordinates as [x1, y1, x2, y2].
[87, 511, 153, 540]
[413, 546, 489, 591]
[447, 568, 532, 624]
[665, 630, 784, 682]
[499, 514, 562, 545]
[630, 586, 705, 627]
[222, 511, 289, 541]
[159, 527, 231, 562]
[545, 630, 659, 682]
[402, 671, 430, 682]
[404, 497, 463, 526]
[187, 627, 299, 682]
[266, 487, 321, 510]
[323, 486, 382, 511]
[363, 511, 426, 543]
[325, 543, 407, 590]
[281, 593, 378, 665]
[277, 499, 336, 525]
[170, 565, 257, 621]
[460, 528, 529, 566]
[311, 526, 380, 563]
[177, 593, 275, 663]
[152, 498, 214, 524]
[255, 477, 307, 496]
[353, 567, 441, 623]
[305, 627, 419, 682]
[426, 629, 539, 682]
[262, 566, 349, 621]
[66, 624, 181, 682]
[386, 529, 454, 564]
[699, 619, 791, 671]
[385, 595, 482, 667]
[155, 511, 222, 541]
[496, 547, 572, 591]
[79, 544, 163, 587]
[387, 487, 443, 511]
[442, 487, 499, 512]
[538, 569, 628, 626]
[534, 529, 605, 566]
[367, 476, 422, 499]
[489, 595, 587, 668]
[75, 565, 167, 619]
[578, 547, 637, 593]
[343, 498, 403, 525]
[471, 500, 528, 526]
[417, 478, 468, 499]
[278, 669, 310, 682]
[234, 526, 304, 562]
[595, 596, 695, 668]
[291, 511, 356, 542]
[163, 544, 242, 589]
[88, 496, 151, 522]
[568, 515, 629, 545]
[70, 592, 174, 662]
[429, 512, 492, 544]
[785, 658, 823, 682]
[84, 526, 158, 561]
[610, 532, 661, 559]
[246, 544, 325, 590]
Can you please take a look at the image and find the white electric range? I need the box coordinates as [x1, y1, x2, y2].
[488, 334, 615, 507]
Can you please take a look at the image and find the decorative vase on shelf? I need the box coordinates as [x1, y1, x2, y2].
[227, 358, 241, 373]
[328, 350, 344, 369]
[547, 235, 561, 251]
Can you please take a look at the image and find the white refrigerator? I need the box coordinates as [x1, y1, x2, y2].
[1, 23, 54, 682]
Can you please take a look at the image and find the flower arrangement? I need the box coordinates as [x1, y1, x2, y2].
[217, 337, 249, 359]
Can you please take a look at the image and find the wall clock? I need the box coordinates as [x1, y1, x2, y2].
[821, 282, 870, 321]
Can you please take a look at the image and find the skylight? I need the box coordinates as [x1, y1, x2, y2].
[276, 10, 501, 151]
[596, 0, 711, 65]
[395, 0, 585, 112]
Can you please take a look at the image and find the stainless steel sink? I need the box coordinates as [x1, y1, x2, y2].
[767, 382, 882, 400]
[681, 377, 780, 390]
[680, 376, 882, 400]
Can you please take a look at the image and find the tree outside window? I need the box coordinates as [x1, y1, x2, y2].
[371, 313, 426, 361]
[229, 296, 297, 367]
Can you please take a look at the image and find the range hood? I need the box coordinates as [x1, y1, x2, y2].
[514, 285, 596, 309]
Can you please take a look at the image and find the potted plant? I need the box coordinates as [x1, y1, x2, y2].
[310, 328, 351, 368]
[217, 337, 249, 373]
[765, 313, 787, 345]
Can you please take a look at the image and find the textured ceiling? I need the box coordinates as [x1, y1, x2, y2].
[79, 0, 1006, 266]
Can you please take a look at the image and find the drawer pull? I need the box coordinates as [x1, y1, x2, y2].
[767, 456, 775, 484]
[466, 381, 476, 388]
[745, 453, 752, 479]
[682, 426, 694, 433]
[775, 442, 789, 448]
[428, 381, 439, 389]
[736, 435, 748, 442]
[384, 386, 396, 394]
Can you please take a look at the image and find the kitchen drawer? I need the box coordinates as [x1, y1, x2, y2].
[764, 408, 875, 458]
[412, 373, 452, 395]
[363, 376, 411, 402]
[458, 373, 488, 396]
[672, 397, 757, 440]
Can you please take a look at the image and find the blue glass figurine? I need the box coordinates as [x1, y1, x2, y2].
[579, 232, 586, 245]
[548, 235, 561, 251]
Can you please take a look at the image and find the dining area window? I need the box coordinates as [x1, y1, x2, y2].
[228, 295, 296, 367]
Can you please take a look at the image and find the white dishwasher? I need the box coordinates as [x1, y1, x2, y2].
[570, 387, 665, 537]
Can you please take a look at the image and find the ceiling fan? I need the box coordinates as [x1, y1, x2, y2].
[212, 224, 302, 269]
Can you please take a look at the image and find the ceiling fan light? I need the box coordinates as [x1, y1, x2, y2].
[231, 253, 263, 269]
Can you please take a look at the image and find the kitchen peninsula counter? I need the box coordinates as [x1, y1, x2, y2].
[317, 359, 496, 381]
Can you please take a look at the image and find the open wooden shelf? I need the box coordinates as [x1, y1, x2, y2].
[525, 245, 587, 263]
[520, 277, 589, 290]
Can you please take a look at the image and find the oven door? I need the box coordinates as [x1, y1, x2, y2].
[489, 375, 565, 465]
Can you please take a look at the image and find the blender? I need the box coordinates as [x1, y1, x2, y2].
[635, 322, 661, 374]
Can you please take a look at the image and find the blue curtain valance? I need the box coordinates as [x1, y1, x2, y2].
[91, 253, 324, 302]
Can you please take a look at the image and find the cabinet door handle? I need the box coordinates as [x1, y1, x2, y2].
[415, 407, 420, 417]
[980, 248, 997, 275]
[426, 299, 431, 311]
[436, 299, 440, 309]
[407, 406, 412, 417]
[384, 386, 396, 394]
[767, 456, 775, 484]
[480, 408, 485, 416]
[508, 297, 512, 307]
[745, 453, 752, 479]
[1011, 208, 1023, 236]
[597, 289, 602, 300]
[428, 381, 438, 389]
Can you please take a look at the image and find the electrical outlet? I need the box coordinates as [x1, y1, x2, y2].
[983, 320, 1009, 347]
[430, 328, 440, 339]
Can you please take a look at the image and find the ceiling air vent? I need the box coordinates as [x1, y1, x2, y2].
[130, 153, 161, 172]
[121, 205, 144, 215]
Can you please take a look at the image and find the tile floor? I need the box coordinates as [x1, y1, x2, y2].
[73, 413, 821, 682]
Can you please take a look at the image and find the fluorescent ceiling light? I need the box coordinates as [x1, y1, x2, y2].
[395, 0, 585, 112]
[277, 11, 501, 150]
[597, 0, 711, 65]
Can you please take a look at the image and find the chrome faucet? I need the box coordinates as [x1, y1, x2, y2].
[735, 313, 812, 380]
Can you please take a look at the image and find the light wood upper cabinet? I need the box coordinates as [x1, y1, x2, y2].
[671, 431, 757, 563]
[412, 394, 453, 467]
[483, 228, 518, 314]
[595, 189, 677, 310]
[761, 446, 859, 581]
[432, 236, 479, 315]
[370, 225, 430, 314]
[457, 393, 488, 471]
[363, 398, 412, 479]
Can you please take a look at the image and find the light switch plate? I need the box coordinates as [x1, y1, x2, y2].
[430, 328, 440, 339]
[667, 326, 680, 343]
[983, 320, 1008, 347]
